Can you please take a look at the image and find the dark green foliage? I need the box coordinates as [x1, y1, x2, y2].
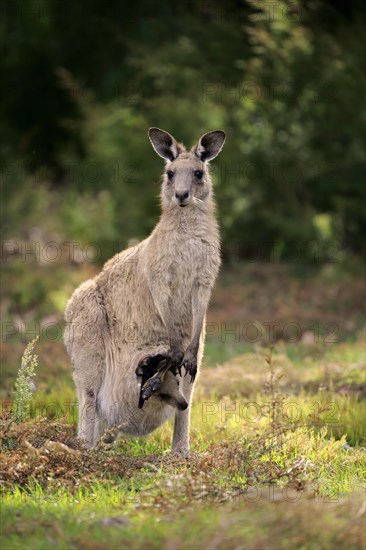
[1, 0, 365, 257]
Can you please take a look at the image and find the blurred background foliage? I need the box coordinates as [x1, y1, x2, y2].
[1, 0, 365, 260]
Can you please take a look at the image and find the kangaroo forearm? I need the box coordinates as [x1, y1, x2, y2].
[188, 285, 211, 355]
[146, 278, 183, 350]
[159, 304, 183, 352]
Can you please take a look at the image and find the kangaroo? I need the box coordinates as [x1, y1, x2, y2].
[64, 127, 225, 454]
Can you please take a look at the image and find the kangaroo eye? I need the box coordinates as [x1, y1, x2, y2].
[166, 170, 174, 181]
[194, 170, 203, 179]
[160, 393, 169, 399]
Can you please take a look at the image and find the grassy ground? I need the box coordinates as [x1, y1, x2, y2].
[1, 262, 365, 549]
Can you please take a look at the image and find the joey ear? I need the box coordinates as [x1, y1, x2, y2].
[194, 130, 226, 162]
[148, 127, 181, 162]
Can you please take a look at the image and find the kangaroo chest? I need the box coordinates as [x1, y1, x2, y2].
[155, 235, 218, 291]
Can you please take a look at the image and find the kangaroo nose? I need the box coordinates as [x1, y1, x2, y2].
[177, 398, 188, 411]
[175, 191, 189, 201]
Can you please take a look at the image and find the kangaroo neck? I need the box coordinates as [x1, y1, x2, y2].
[156, 202, 218, 238]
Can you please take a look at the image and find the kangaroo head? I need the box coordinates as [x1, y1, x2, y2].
[148, 128, 225, 209]
[156, 370, 188, 411]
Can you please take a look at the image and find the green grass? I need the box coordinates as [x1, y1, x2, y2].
[2, 485, 365, 550]
[204, 340, 254, 366]
[1, 337, 365, 549]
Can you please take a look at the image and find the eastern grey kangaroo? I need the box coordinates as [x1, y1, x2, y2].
[64, 127, 225, 454]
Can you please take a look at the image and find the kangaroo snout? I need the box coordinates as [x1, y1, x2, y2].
[175, 190, 190, 206]
[157, 371, 189, 411]
[177, 398, 188, 411]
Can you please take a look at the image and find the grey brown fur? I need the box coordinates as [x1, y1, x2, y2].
[64, 127, 225, 454]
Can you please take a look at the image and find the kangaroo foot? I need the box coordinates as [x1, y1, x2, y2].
[141, 372, 162, 400]
[137, 354, 170, 407]
[135, 353, 166, 378]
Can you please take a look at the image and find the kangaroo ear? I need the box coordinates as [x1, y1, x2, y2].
[148, 127, 181, 162]
[194, 130, 226, 162]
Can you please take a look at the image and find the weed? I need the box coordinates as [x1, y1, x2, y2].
[12, 337, 39, 424]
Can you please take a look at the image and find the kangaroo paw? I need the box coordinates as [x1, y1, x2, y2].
[182, 352, 198, 384]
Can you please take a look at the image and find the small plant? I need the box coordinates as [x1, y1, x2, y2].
[263, 346, 286, 438]
[245, 347, 309, 488]
[12, 336, 39, 423]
